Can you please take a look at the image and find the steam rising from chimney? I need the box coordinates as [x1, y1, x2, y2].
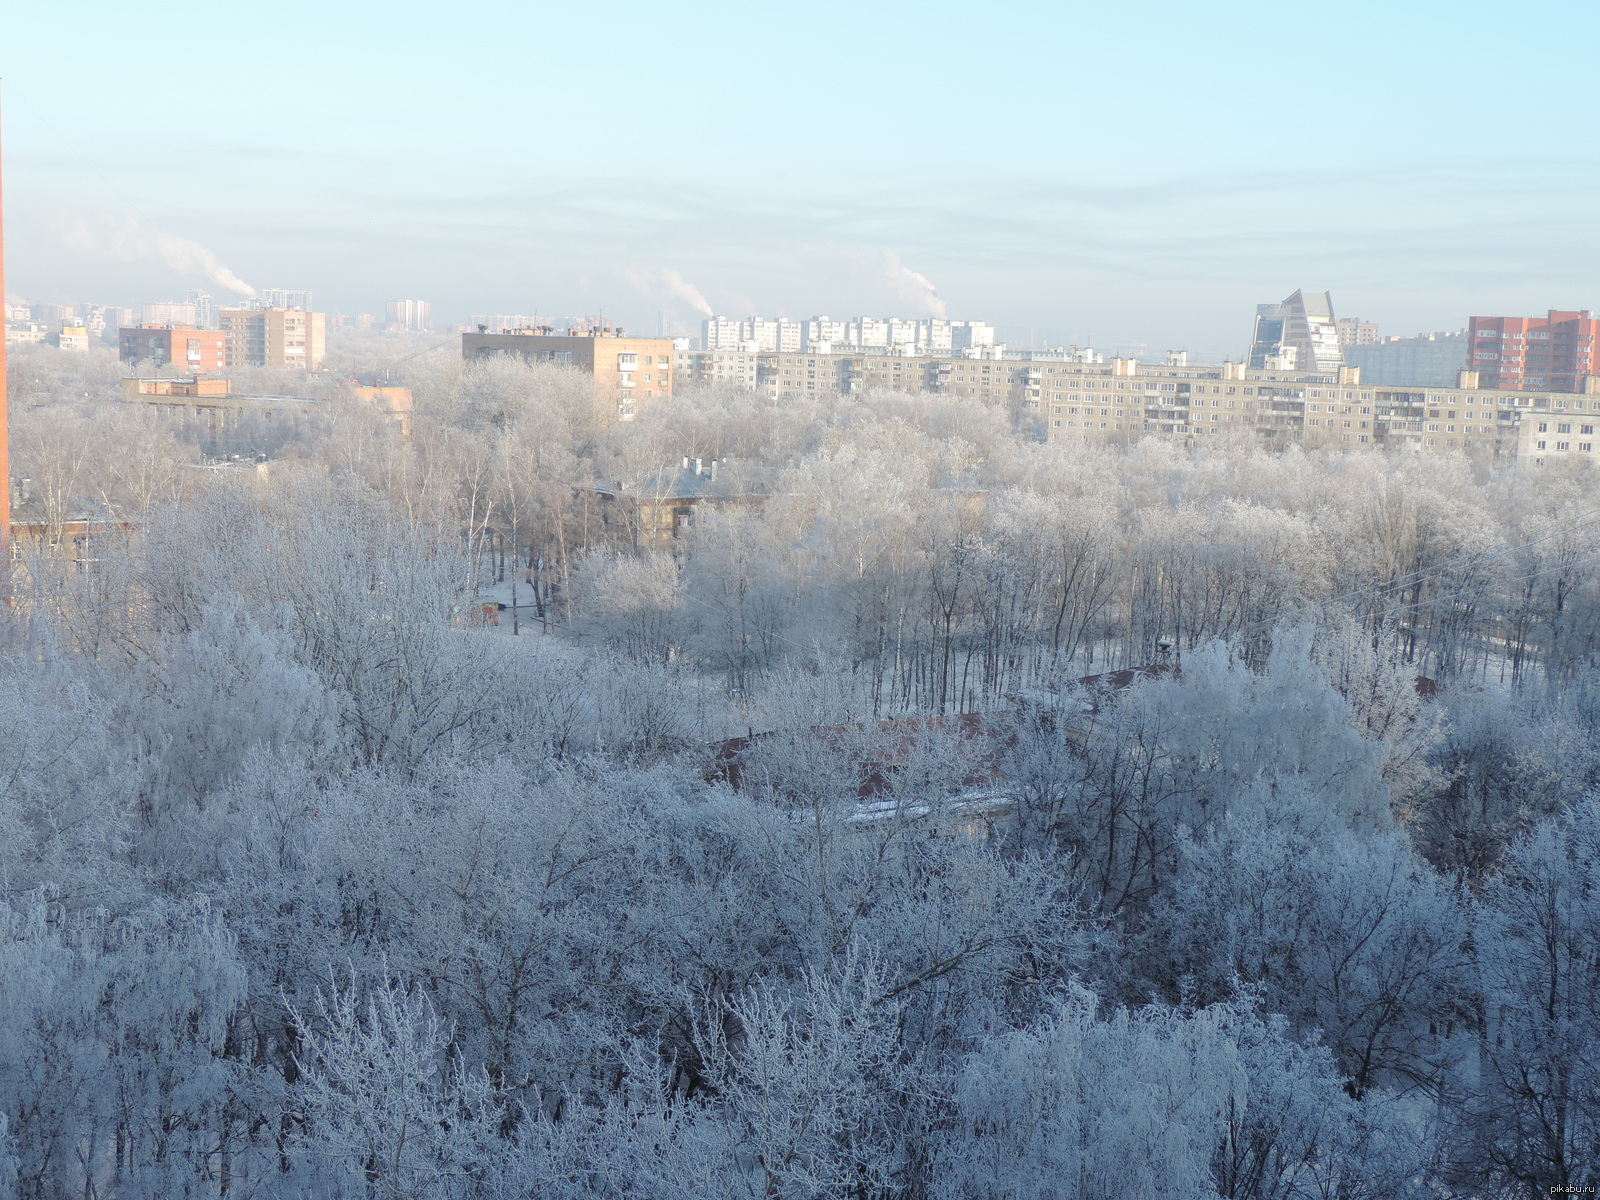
[59, 218, 256, 296]
[624, 266, 714, 317]
[660, 269, 714, 317]
[884, 251, 946, 318]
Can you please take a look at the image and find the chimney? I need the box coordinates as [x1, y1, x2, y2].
[691, 458, 702, 475]
[681, 456, 690, 469]
[708, 459, 718, 481]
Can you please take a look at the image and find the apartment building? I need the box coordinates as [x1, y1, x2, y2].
[1516, 390, 1600, 469]
[1342, 331, 1468, 387]
[700, 316, 804, 353]
[188, 291, 215, 329]
[1467, 310, 1600, 393]
[218, 307, 327, 370]
[682, 345, 1035, 408]
[119, 324, 228, 374]
[460, 330, 673, 420]
[702, 314, 994, 354]
[386, 300, 430, 332]
[1337, 317, 1379, 346]
[1041, 361, 1563, 461]
[141, 300, 199, 326]
[685, 337, 1594, 464]
[257, 288, 313, 312]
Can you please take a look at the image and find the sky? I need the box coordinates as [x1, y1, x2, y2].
[4, 0, 1600, 355]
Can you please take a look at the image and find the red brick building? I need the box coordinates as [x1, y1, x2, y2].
[119, 325, 228, 374]
[1467, 310, 1600, 393]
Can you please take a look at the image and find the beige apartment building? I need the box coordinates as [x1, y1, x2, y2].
[461, 330, 673, 421]
[1515, 394, 1600, 469]
[684, 348, 1034, 406]
[682, 346, 1595, 465]
[218, 307, 327, 370]
[1039, 362, 1547, 460]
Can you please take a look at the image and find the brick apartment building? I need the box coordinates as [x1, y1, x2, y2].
[119, 325, 228, 373]
[1467, 309, 1600, 393]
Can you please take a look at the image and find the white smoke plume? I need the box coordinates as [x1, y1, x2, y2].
[58, 218, 256, 296]
[660, 269, 714, 317]
[883, 251, 946, 318]
[623, 266, 714, 316]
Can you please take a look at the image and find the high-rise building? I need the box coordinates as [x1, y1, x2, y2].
[218, 307, 327, 370]
[1337, 316, 1379, 346]
[257, 288, 313, 312]
[119, 325, 228, 373]
[705, 315, 987, 354]
[142, 300, 199, 326]
[100, 307, 136, 338]
[1467, 309, 1600, 392]
[1249, 290, 1342, 373]
[385, 300, 431, 332]
[803, 316, 848, 349]
[56, 325, 89, 352]
[188, 290, 216, 329]
[471, 314, 543, 334]
[950, 321, 996, 351]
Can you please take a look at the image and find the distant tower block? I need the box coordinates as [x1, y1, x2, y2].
[386, 300, 431, 332]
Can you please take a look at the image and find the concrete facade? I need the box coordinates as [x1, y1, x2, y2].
[1342, 331, 1469, 388]
[218, 307, 327, 370]
[461, 330, 674, 420]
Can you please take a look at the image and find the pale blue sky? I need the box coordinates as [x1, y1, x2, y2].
[5, 0, 1598, 353]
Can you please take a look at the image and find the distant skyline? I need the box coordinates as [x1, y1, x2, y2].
[5, 0, 1600, 357]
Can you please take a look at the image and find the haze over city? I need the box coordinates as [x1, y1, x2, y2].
[6, 3, 1600, 1199]
[7, 0, 1600, 352]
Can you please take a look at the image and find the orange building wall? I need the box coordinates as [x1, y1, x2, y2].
[1468, 310, 1600, 393]
[118, 326, 228, 374]
[459, 331, 673, 419]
